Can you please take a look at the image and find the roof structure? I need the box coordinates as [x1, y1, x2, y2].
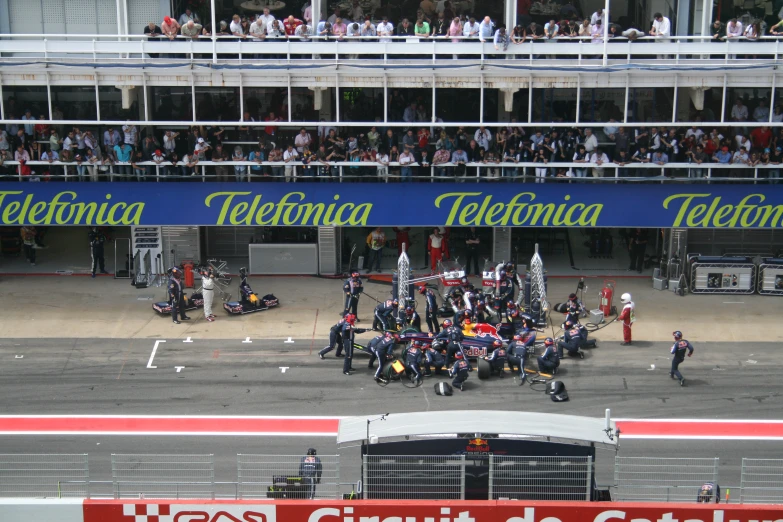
[337, 410, 618, 447]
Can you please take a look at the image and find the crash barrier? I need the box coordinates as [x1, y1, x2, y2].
[4, 453, 783, 503]
[110, 454, 215, 500]
[758, 259, 783, 296]
[741, 459, 783, 504]
[4, 499, 783, 522]
[689, 257, 757, 295]
[488, 456, 592, 501]
[0, 454, 89, 499]
[237, 454, 340, 500]
[362, 455, 466, 500]
[613, 457, 720, 503]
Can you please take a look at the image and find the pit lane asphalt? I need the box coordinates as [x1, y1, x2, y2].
[0, 337, 781, 490]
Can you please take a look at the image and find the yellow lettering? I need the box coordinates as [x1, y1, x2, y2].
[435, 192, 481, 226]
[686, 204, 708, 227]
[2, 201, 21, 224]
[564, 203, 586, 225]
[331, 203, 354, 226]
[255, 202, 275, 225]
[578, 204, 602, 226]
[27, 202, 47, 224]
[525, 203, 556, 226]
[107, 202, 127, 224]
[458, 202, 480, 225]
[348, 203, 372, 225]
[73, 202, 97, 224]
[663, 194, 710, 227]
[712, 205, 734, 227]
[299, 203, 325, 225]
[122, 203, 144, 225]
[205, 191, 252, 225]
[484, 203, 506, 226]
[230, 202, 249, 225]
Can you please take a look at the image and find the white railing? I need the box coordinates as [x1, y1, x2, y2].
[0, 34, 780, 65]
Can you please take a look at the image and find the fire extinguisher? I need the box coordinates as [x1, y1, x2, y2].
[600, 280, 615, 316]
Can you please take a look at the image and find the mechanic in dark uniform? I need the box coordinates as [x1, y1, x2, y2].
[504, 301, 519, 324]
[370, 331, 397, 379]
[342, 270, 363, 320]
[341, 314, 367, 375]
[404, 341, 423, 384]
[449, 352, 471, 391]
[472, 300, 489, 323]
[319, 316, 346, 359]
[401, 306, 421, 331]
[464, 227, 481, 276]
[419, 285, 440, 334]
[168, 267, 190, 324]
[422, 341, 446, 376]
[537, 337, 559, 375]
[446, 280, 467, 314]
[435, 319, 466, 364]
[507, 333, 530, 385]
[454, 309, 472, 328]
[485, 339, 507, 377]
[496, 270, 514, 313]
[564, 293, 585, 324]
[372, 298, 398, 331]
[696, 482, 720, 503]
[89, 226, 108, 278]
[557, 321, 586, 359]
[299, 448, 323, 500]
[627, 228, 649, 273]
[670, 330, 694, 386]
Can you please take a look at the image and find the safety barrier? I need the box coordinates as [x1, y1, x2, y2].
[741, 459, 783, 504]
[237, 454, 339, 500]
[488, 455, 592, 501]
[5, 453, 783, 502]
[614, 457, 720, 503]
[362, 455, 466, 500]
[110, 454, 215, 500]
[0, 454, 88, 498]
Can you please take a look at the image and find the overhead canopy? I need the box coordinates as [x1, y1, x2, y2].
[337, 410, 617, 447]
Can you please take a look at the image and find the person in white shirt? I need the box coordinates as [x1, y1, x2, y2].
[649, 12, 671, 58]
[178, 8, 199, 26]
[684, 126, 704, 141]
[589, 148, 610, 177]
[283, 144, 299, 182]
[249, 18, 267, 39]
[399, 150, 415, 180]
[258, 8, 275, 30]
[163, 130, 178, 153]
[230, 15, 245, 37]
[474, 127, 492, 150]
[376, 150, 389, 178]
[753, 100, 770, 123]
[590, 9, 604, 26]
[725, 19, 743, 39]
[731, 99, 748, 122]
[294, 128, 312, 153]
[377, 17, 394, 42]
[463, 17, 479, 39]
[583, 129, 598, 153]
[267, 19, 285, 38]
[295, 23, 312, 40]
[122, 123, 137, 147]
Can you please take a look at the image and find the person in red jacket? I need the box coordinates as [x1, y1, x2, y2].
[618, 292, 635, 345]
[428, 228, 445, 273]
[283, 15, 303, 36]
[393, 227, 411, 256]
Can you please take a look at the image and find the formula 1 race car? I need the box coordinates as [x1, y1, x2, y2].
[223, 268, 280, 315]
[153, 293, 204, 315]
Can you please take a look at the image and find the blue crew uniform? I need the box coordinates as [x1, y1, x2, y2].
[370, 336, 396, 379]
[449, 358, 471, 391]
[299, 454, 323, 499]
[402, 310, 421, 331]
[435, 325, 465, 363]
[557, 324, 587, 358]
[88, 227, 107, 276]
[404, 344, 423, 382]
[507, 339, 530, 383]
[168, 274, 189, 323]
[341, 322, 367, 374]
[343, 275, 363, 318]
[485, 345, 508, 376]
[319, 319, 345, 357]
[537, 343, 560, 374]
[424, 345, 446, 376]
[373, 300, 396, 331]
[422, 288, 440, 334]
[670, 338, 694, 384]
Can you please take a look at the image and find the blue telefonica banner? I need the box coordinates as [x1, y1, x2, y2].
[1, 182, 783, 228]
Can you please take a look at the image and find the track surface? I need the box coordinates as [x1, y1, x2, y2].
[1, 337, 781, 488]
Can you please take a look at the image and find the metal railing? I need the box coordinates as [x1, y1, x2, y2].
[111, 454, 215, 500]
[614, 457, 720, 503]
[488, 455, 592, 501]
[741, 459, 783, 504]
[0, 454, 88, 498]
[362, 455, 465, 500]
[0, 34, 780, 65]
[1, 159, 780, 184]
[237, 454, 339, 500]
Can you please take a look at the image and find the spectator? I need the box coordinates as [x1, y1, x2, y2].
[104, 126, 120, 150]
[431, 11, 448, 36]
[711, 19, 725, 42]
[478, 16, 494, 42]
[494, 25, 509, 51]
[327, 7, 341, 25]
[712, 145, 731, 164]
[249, 16, 267, 40]
[533, 148, 548, 183]
[751, 126, 772, 150]
[181, 150, 199, 176]
[572, 144, 588, 178]
[503, 145, 519, 180]
[433, 145, 451, 179]
[295, 128, 312, 153]
[415, 19, 430, 38]
[283, 15, 302, 37]
[230, 14, 246, 38]
[131, 149, 146, 181]
[399, 148, 415, 180]
[474, 126, 492, 151]
[332, 18, 347, 38]
[295, 21, 313, 40]
[49, 129, 62, 153]
[725, 19, 743, 40]
[258, 8, 275, 30]
[590, 20, 603, 43]
[753, 101, 770, 123]
[590, 8, 605, 26]
[377, 16, 394, 42]
[113, 142, 132, 178]
[483, 148, 500, 180]
[21, 109, 35, 142]
[583, 128, 598, 153]
[232, 146, 246, 181]
[578, 19, 591, 38]
[360, 19, 377, 38]
[544, 19, 559, 39]
[463, 17, 479, 39]
[161, 16, 180, 40]
[179, 6, 199, 25]
[151, 148, 166, 177]
[590, 148, 610, 178]
[181, 20, 202, 39]
[268, 145, 283, 178]
[268, 19, 285, 38]
[769, 146, 782, 184]
[122, 122, 137, 149]
[376, 148, 390, 179]
[398, 18, 414, 36]
[283, 143, 299, 182]
[366, 227, 385, 273]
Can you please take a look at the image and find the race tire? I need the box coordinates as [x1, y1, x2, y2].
[400, 327, 420, 334]
[402, 370, 423, 388]
[477, 357, 491, 380]
[382, 361, 403, 381]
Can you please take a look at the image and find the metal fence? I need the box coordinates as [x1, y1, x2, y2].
[237, 454, 339, 500]
[0, 454, 89, 498]
[614, 457, 720, 502]
[111, 454, 215, 499]
[740, 459, 783, 504]
[363, 455, 465, 500]
[489, 456, 592, 501]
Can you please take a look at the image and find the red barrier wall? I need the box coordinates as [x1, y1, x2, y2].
[82, 499, 783, 522]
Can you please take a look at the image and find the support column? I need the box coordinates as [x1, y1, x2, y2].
[499, 88, 519, 120]
[504, 0, 516, 32]
[492, 228, 512, 264]
[210, 0, 217, 63]
[309, 87, 325, 111]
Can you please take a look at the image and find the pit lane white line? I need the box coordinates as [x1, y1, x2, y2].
[147, 340, 166, 369]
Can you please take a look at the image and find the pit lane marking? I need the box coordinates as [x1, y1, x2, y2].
[147, 340, 166, 369]
[183, 337, 193, 343]
[175, 366, 185, 373]
[14, 355, 23, 359]
[280, 367, 289, 373]
[242, 337, 252, 343]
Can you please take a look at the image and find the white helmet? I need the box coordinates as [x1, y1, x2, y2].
[620, 293, 632, 304]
